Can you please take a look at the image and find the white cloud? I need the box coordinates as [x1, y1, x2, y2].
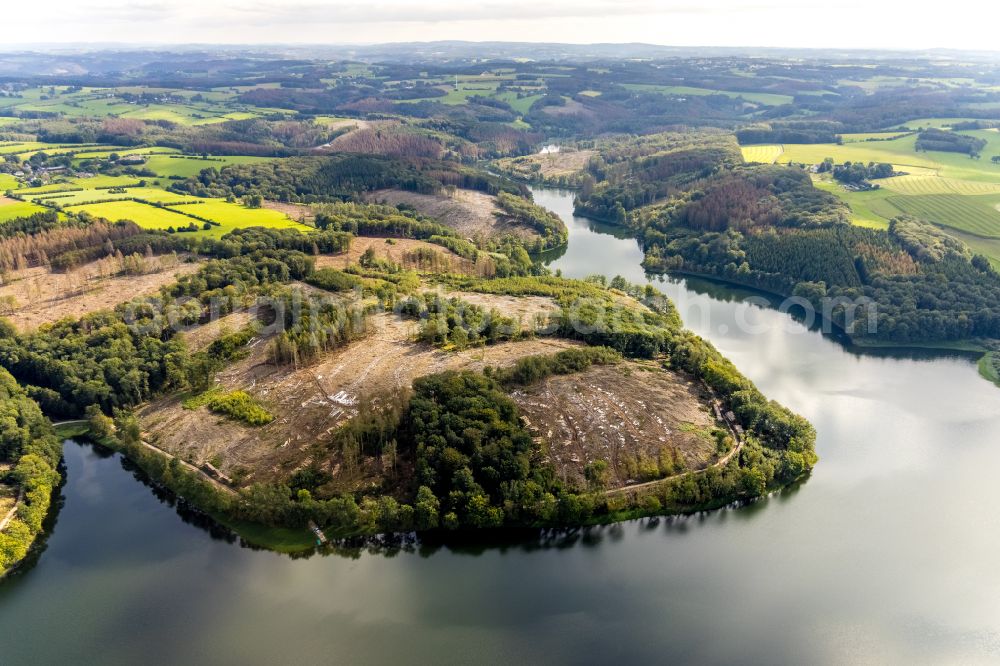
[12, 0, 1000, 51]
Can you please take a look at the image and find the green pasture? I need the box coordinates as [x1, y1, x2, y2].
[0, 199, 47, 222]
[621, 83, 793, 106]
[142, 155, 273, 178]
[494, 92, 544, 115]
[811, 177, 895, 229]
[886, 194, 1000, 239]
[65, 197, 307, 237]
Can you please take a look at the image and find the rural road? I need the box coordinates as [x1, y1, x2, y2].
[54, 420, 238, 498]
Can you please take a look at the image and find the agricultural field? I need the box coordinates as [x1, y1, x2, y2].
[0, 197, 46, 222]
[0, 141, 113, 158]
[141, 154, 273, 178]
[399, 83, 503, 106]
[879, 174, 1000, 196]
[2, 141, 179, 163]
[0, 85, 291, 125]
[64, 197, 310, 237]
[894, 117, 984, 129]
[72, 146, 181, 160]
[620, 83, 794, 106]
[811, 177, 896, 229]
[839, 132, 913, 143]
[494, 91, 544, 115]
[66, 200, 202, 231]
[21, 186, 198, 206]
[789, 127, 1000, 260]
[169, 200, 309, 233]
[741, 144, 784, 164]
[885, 194, 1000, 238]
[0, 173, 18, 191]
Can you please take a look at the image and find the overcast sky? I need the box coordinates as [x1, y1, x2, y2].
[15, 0, 999, 51]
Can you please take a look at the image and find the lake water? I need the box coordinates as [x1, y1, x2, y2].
[2, 188, 1000, 664]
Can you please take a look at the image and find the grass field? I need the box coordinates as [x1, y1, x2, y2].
[24, 186, 198, 206]
[142, 155, 273, 178]
[741, 144, 784, 164]
[839, 132, 913, 143]
[72, 146, 181, 160]
[494, 91, 544, 115]
[894, 117, 984, 129]
[0, 198, 48, 222]
[1, 85, 289, 125]
[621, 83, 793, 106]
[798, 129, 1000, 265]
[811, 177, 895, 229]
[879, 174, 1000, 196]
[167, 200, 308, 233]
[65, 200, 199, 231]
[885, 194, 1000, 238]
[63, 196, 311, 238]
[0, 174, 18, 191]
[944, 229, 1000, 270]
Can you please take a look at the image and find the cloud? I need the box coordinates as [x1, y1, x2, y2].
[239, 0, 814, 25]
[6, 0, 995, 50]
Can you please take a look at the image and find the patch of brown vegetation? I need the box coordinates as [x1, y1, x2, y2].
[541, 99, 594, 117]
[315, 236, 474, 274]
[441, 290, 560, 324]
[366, 188, 539, 241]
[140, 310, 580, 489]
[512, 362, 721, 490]
[495, 148, 596, 180]
[324, 124, 443, 159]
[320, 118, 371, 133]
[856, 241, 919, 275]
[1, 255, 200, 331]
[263, 200, 315, 222]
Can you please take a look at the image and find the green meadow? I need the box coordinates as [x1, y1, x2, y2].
[141, 154, 273, 178]
[778, 127, 1000, 262]
[1, 85, 290, 125]
[886, 194, 1000, 238]
[621, 83, 793, 106]
[494, 91, 544, 115]
[9, 170, 309, 237]
[0, 198, 47, 222]
[65, 196, 310, 238]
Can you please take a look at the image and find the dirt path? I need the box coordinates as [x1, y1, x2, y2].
[140, 440, 238, 497]
[0, 488, 24, 533]
[51, 419, 237, 497]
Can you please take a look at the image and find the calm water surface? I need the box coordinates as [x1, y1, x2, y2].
[1, 188, 999, 664]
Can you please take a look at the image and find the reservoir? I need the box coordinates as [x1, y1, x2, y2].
[2, 188, 999, 663]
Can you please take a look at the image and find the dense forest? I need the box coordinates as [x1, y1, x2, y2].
[0, 368, 61, 576]
[573, 134, 1000, 345]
